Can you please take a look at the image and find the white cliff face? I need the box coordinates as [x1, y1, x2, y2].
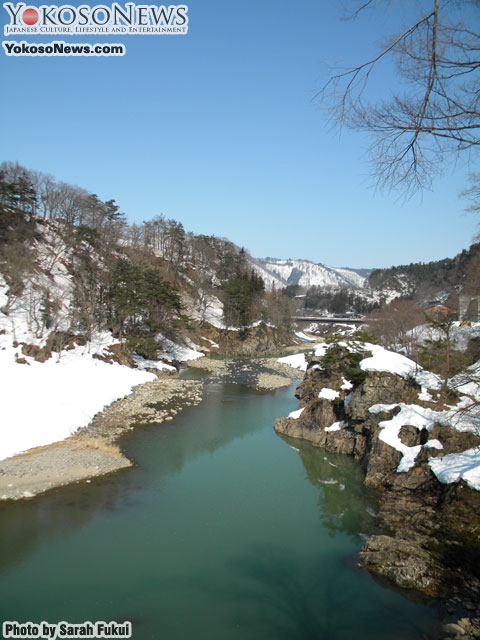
[328, 266, 367, 288]
[248, 258, 288, 290]
[252, 257, 367, 290]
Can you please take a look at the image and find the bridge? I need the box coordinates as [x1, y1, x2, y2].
[294, 316, 366, 325]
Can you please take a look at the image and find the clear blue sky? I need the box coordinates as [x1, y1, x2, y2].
[1, 0, 478, 268]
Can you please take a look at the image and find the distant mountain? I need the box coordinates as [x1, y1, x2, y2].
[251, 257, 367, 290]
[248, 245, 480, 313]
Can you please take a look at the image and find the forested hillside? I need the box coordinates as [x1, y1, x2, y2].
[0, 162, 295, 361]
[368, 244, 480, 305]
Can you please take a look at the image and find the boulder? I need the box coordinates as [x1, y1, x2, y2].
[359, 535, 449, 597]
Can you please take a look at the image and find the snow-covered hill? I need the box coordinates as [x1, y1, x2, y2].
[253, 257, 367, 290]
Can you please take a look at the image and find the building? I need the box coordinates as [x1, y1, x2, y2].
[423, 304, 456, 320]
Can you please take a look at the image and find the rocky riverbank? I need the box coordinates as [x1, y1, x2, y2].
[274, 341, 480, 638]
[0, 439, 131, 501]
[185, 354, 302, 389]
[0, 371, 203, 501]
[0, 354, 300, 502]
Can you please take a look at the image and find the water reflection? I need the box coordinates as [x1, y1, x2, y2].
[121, 383, 276, 477]
[278, 435, 379, 543]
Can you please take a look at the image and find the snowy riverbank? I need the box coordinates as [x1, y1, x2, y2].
[0, 332, 161, 461]
[0, 347, 302, 501]
[0, 370, 204, 501]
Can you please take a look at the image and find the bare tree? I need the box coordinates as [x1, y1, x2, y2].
[319, 1, 480, 193]
[367, 299, 425, 355]
[0, 242, 35, 314]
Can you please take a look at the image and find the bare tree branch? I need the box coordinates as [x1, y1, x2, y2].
[318, 1, 480, 193]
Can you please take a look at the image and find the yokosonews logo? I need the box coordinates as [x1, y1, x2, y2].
[3, 2, 188, 35]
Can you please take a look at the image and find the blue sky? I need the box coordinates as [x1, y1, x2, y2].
[1, 0, 478, 268]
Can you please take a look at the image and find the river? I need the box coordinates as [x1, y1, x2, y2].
[0, 376, 443, 639]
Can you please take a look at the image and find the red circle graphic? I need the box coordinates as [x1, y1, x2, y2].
[22, 7, 39, 25]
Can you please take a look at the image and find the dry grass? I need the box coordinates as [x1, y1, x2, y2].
[76, 437, 124, 458]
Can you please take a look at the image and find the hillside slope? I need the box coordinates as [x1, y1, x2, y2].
[368, 243, 480, 306]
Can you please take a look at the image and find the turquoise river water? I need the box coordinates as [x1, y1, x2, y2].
[0, 378, 444, 639]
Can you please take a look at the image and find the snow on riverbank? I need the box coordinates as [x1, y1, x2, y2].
[0, 333, 158, 461]
[359, 343, 443, 390]
[156, 334, 204, 362]
[294, 331, 316, 343]
[277, 352, 308, 371]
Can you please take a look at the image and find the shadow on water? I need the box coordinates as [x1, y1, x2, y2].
[178, 544, 441, 640]
[225, 546, 360, 640]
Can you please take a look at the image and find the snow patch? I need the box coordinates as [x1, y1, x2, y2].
[429, 448, 480, 490]
[360, 343, 442, 391]
[369, 403, 436, 472]
[288, 407, 305, 419]
[318, 388, 340, 401]
[325, 420, 344, 432]
[132, 354, 176, 373]
[278, 353, 308, 372]
[157, 335, 204, 362]
[294, 331, 315, 343]
[425, 439, 443, 450]
[313, 343, 328, 358]
[200, 336, 219, 348]
[418, 387, 434, 402]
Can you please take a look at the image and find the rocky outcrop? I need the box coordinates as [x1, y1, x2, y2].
[275, 365, 419, 486]
[359, 534, 448, 596]
[192, 322, 292, 356]
[274, 345, 480, 620]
